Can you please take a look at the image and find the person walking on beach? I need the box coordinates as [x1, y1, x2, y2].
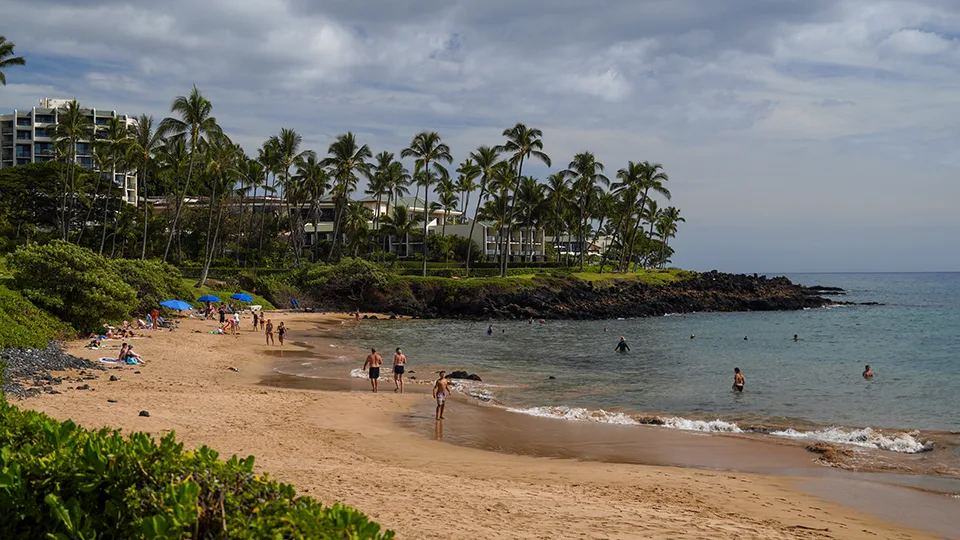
[433, 371, 452, 420]
[363, 348, 383, 393]
[393, 347, 407, 393]
[615, 336, 630, 354]
[253, 311, 259, 331]
[232, 312, 240, 335]
[863, 365, 874, 378]
[150, 308, 159, 330]
[264, 319, 274, 345]
[218, 304, 226, 325]
[733, 367, 745, 392]
[277, 322, 286, 346]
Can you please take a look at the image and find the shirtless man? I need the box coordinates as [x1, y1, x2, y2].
[393, 347, 407, 393]
[363, 348, 383, 393]
[733, 367, 745, 392]
[264, 319, 274, 345]
[863, 365, 874, 378]
[433, 371, 452, 420]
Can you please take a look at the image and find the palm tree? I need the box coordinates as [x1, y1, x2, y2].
[464, 145, 501, 274]
[435, 176, 459, 240]
[380, 205, 421, 259]
[196, 133, 238, 286]
[544, 172, 572, 262]
[621, 162, 670, 272]
[515, 176, 547, 262]
[126, 115, 164, 259]
[0, 36, 26, 86]
[269, 128, 313, 264]
[401, 131, 453, 276]
[609, 161, 645, 272]
[496, 123, 550, 276]
[49, 100, 95, 241]
[563, 152, 608, 270]
[367, 152, 396, 254]
[98, 116, 130, 255]
[343, 201, 373, 257]
[656, 206, 684, 268]
[454, 158, 480, 221]
[321, 132, 372, 261]
[293, 153, 330, 261]
[157, 86, 222, 262]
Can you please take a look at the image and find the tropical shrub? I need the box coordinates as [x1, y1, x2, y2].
[295, 258, 389, 304]
[0, 399, 395, 539]
[111, 259, 194, 316]
[8, 241, 136, 334]
[0, 285, 73, 348]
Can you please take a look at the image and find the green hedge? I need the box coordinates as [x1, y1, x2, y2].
[0, 399, 394, 539]
[0, 285, 73, 348]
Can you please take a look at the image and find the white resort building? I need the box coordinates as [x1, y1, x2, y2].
[0, 97, 138, 204]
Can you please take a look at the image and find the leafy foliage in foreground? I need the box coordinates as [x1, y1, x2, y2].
[0, 400, 394, 539]
[0, 285, 72, 348]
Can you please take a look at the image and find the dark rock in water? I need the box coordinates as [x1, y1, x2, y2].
[368, 315, 378, 320]
[548, 376, 556, 380]
[0, 342, 104, 400]
[860, 302, 884, 306]
[389, 314, 397, 320]
[107, 399, 118, 403]
[446, 370, 482, 382]
[109, 375, 119, 381]
[139, 410, 150, 417]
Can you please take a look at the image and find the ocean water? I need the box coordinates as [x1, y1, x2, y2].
[332, 273, 960, 452]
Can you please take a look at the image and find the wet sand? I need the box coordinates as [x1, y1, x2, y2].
[19, 312, 959, 539]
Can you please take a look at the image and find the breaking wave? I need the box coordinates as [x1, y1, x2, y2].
[769, 427, 932, 454]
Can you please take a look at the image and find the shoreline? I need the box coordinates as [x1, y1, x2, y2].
[14, 312, 958, 539]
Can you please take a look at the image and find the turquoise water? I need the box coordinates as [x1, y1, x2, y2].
[335, 273, 960, 441]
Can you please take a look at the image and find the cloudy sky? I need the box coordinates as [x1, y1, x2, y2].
[2, 0, 959, 272]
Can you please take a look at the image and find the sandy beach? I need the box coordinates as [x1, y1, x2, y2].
[20, 312, 953, 539]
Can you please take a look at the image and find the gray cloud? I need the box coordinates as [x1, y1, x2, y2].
[2, 0, 960, 271]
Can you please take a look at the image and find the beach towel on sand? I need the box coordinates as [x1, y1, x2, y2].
[99, 358, 120, 364]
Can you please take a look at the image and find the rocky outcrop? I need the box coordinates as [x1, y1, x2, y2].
[362, 271, 843, 320]
[1, 343, 104, 399]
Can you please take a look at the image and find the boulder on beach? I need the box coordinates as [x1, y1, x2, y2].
[446, 370, 482, 382]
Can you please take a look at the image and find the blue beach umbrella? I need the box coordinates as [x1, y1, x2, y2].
[159, 299, 194, 311]
[230, 293, 253, 302]
[197, 295, 221, 302]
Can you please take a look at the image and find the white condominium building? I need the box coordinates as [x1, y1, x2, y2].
[0, 97, 138, 204]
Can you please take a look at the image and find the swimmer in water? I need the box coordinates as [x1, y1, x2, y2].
[690, 334, 695, 340]
[733, 367, 745, 392]
[487, 325, 493, 336]
[793, 334, 799, 342]
[863, 364, 874, 378]
[615, 336, 630, 354]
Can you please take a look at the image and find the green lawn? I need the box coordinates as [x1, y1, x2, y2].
[572, 268, 696, 286]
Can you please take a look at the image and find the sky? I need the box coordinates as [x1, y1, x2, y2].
[2, 0, 959, 273]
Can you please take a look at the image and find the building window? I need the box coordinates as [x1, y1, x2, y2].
[35, 114, 55, 124]
[16, 131, 31, 140]
[34, 143, 55, 155]
[16, 118, 31, 126]
[76, 143, 91, 155]
[34, 128, 48, 138]
[78, 157, 93, 168]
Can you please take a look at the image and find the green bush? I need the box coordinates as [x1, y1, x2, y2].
[112, 259, 195, 316]
[0, 400, 395, 539]
[295, 258, 389, 304]
[8, 241, 136, 334]
[0, 285, 73, 348]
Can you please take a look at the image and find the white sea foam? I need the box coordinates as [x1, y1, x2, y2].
[769, 427, 932, 453]
[505, 406, 640, 425]
[660, 417, 743, 433]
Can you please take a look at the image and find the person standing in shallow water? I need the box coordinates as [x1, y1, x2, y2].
[615, 336, 630, 354]
[393, 347, 407, 393]
[363, 348, 383, 393]
[733, 367, 745, 392]
[433, 371, 452, 420]
[863, 365, 874, 378]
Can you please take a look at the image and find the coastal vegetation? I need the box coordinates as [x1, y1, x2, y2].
[0, 86, 683, 283]
[0, 35, 25, 86]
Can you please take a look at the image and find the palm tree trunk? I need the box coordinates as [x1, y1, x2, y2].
[141, 167, 149, 260]
[99, 163, 115, 255]
[421, 162, 430, 277]
[76, 169, 104, 247]
[197, 199, 225, 288]
[464, 182, 487, 276]
[621, 189, 650, 273]
[163, 147, 197, 262]
[501, 156, 525, 277]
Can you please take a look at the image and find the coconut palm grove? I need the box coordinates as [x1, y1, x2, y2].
[1, 73, 684, 283]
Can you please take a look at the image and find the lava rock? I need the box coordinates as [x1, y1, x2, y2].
[107, 399, 118, 403]
[109, 375, 119, 381]
[76, 384, 90, 391]
[0, 343, 104, 400]
[548, 376, 556, 380]
[139, 410, 150, 417]
[446, 370, 482, 382]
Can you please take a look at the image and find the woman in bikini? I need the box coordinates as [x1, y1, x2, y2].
[264, 319, 274, 345]
[277, 322, 287, 346]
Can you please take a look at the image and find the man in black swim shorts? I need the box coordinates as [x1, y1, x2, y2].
[363, 348, 383, 393]
[733, 367, 745, 392]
